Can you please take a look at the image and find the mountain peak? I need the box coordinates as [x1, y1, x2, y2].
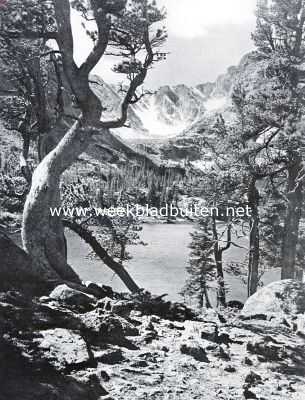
[90, 57, 243, 141]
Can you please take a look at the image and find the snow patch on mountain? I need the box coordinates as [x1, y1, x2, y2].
[91, 61, 240, 141]
[204, 96, 227, 112]
[134, 97, 191, 138]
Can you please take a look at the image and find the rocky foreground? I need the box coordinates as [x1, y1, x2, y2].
[0, 280, 305, 400]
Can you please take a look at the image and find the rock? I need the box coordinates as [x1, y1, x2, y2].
[49, 284, 96, 311]
[216, 345, 231, 361]
[98, 297, 114, 311]
[111, 300, 135, 317]
[80, 308, 105, 334]
[130, 360, 149, 368]
[167, 322, 185, 331]
[201, 323, 218, 342]
[200, 325, 233, 347]
[142, 330, 158, 344]
[85, 282, 114, 299]
[224, 364, 236, 373]
[34, 328, 94, 371]
[138, 351, 158, 362]
[72, 369, 108, 395]
[243, 387, 257, 399]
[244, 371, 263, 385]
[217, 330, 232, 346]
[180, 341, 210, 363]
[0, 335, 106, 400]
[93, 314, 127, 344]
[81, 310, 139, 344]
[246, 337, 286, 361]
[143, 318, 155, 331]
[244, 357, 253, 366]
[140, 317, 158, 343]
[241, 280, 305, 319]
[0, 291, 84, 333]
[95, 349, 125, 365]
[100, 370, 111, 382]
[129, 291, 197, 321]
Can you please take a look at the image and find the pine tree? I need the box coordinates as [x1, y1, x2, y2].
[182, 219, 215, 309]
[252, 0, 305, 280]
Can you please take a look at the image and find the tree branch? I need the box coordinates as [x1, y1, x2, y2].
[79, 1, 111, 76]
[100, 23, 154, 129]
[63, 219, 140, 293]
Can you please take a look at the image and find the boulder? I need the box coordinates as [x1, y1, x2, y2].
[81, 309, 138, 337]
[0, 335, 106, 400]
[84, 282, 114, 299]
[180, 340, 210, 362]
[49, 284, 96, 311]
[34, 328, 94, 371]
[94, 348, 125, 365]
[201, 323, 218, 342]
[244, 371, 263, 385]
[241, 280, 305, 319]
[0, 291, 84, 333]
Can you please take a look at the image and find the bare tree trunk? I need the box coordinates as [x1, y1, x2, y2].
[22, 120, 97, 283]
[63, 219, 141, 293]
[248, 178, 260, 297]
[281, 157, 303, 280]
[214, 251, 227, 308]
[212, 214, 231, 308]
[20, 0, 160, 287]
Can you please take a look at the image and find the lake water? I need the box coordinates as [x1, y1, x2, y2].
[67, 223, 280, 303]
[67, 224, 192, 301]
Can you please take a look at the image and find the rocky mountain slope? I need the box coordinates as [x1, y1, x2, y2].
[0, 271, 305, 400]
[91, 61, 241, 142]
[0, 53, 252, 171]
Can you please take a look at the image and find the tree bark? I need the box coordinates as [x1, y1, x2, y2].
[21, 0, 159, 286]
[281, 157, 303, 280]
[63, 219, 141, 293]
[214, 250, 227, 308]
[22, 120, 98, 283]
[212, 215, 231, 308]
[247, 178, 260, 297]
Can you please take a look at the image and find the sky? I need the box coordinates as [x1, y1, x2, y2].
[71, 0, 257, 89]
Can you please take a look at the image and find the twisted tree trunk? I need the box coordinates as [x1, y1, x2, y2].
[22, 119, 99, 284]
[20, 0, 159, 288]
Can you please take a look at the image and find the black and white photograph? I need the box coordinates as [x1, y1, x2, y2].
[1, 0, 305, 398]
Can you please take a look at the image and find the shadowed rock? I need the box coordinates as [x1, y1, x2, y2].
[0, 232, 49, 295]
[180, 340, 210, 363]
